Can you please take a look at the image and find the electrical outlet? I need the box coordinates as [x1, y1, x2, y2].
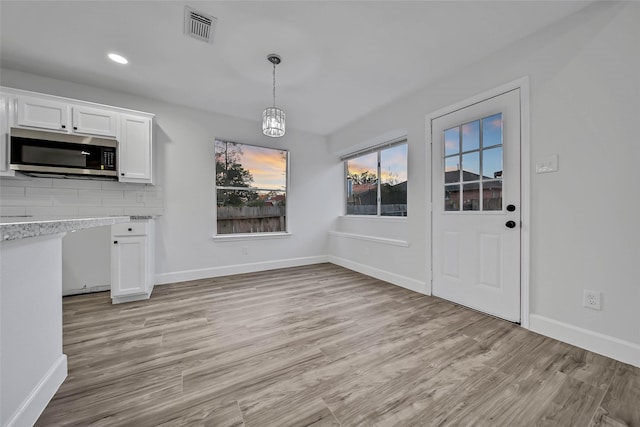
[583, 290, 601, 310]
[241, 246, 248, 255]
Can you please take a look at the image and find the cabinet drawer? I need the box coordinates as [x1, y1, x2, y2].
[112, 221, 148, 236]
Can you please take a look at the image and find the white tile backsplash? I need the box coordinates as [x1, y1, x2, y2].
[53, 179, 103, 190]
[78, 206, 125, 216]
[0, 186, 26, 196]
[79, 189, 123, 199]
[0, 206, 26, 216]
[1, 175, 164, 217]
[26, 187, 79, 197]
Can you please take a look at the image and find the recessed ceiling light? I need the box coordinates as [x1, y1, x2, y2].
[108, 53, 128, 65]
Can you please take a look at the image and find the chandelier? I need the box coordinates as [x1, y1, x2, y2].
[262, 54, 285, 137]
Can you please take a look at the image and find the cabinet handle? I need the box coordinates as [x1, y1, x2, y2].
[61, 125, 66, 129]
[73, 126, 77, 130]
[121, 173, 125, 176]
[114, 240, 118, 244]
[128, 228, 132, 232]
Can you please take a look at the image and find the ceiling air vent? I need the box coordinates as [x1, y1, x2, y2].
[184, 6, 217, 44]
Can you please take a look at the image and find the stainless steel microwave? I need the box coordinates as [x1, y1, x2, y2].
[10, 128, 117, 178]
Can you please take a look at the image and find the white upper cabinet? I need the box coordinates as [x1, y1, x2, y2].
[1, 87, 155, 184]
[16, 97, 118, 138]
[17, 96, 69, 132]
[72, 106, 118, 137]
[0, 94, 13, 176]
[119, 114, 152, 184]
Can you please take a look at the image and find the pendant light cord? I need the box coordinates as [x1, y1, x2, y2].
[272, 62, 277, 108]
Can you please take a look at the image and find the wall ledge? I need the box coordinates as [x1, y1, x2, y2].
[328, 255, 427, 295]
[529, 314, 640, 368]
[328, 230, 409, 247]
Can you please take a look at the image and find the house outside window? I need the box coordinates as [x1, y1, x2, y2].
[344, 140, 408, 216]
[215, 139, 288, 235]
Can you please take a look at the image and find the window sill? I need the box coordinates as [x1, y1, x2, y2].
[339, 215, 407, 222]
[212, 232, 292, 242]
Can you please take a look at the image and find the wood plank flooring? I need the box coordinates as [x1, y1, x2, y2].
[36, 263, 640, 426]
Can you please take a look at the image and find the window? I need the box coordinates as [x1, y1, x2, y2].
[215, 139, 288, 235]
[344, 140, 408, 216]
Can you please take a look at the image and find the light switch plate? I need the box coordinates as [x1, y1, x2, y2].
[535, 154, 559, 174]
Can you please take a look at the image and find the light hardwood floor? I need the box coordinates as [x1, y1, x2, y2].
[37, 263, 640, 426]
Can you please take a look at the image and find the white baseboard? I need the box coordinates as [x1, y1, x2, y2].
[529, 314, 640, 368]
[111, 287, 153, 304]
[155, 255, 329, 285]
[5, 354, 67, 427]
[62, 284, 110, 296]
[328, 255, 428, 295]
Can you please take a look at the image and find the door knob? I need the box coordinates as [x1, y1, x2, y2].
[505, 220, 517, 229]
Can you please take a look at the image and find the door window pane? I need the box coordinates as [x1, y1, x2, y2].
[444, 127, 459, 156]
[380, 144, 408, 216]
[462, 151, 480, 181]
[445, 156, 460, 183]
[445, 185, 460, 211]
[483, 146, 503, 179]
[483, 180, 502, 211]
[482, 113, 502, 148]
[462, 183, 480, 211]
[346, 152, 378, 215]
[462, 120, 480, 152]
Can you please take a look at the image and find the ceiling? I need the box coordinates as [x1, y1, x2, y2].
[0, 1, 591, 136]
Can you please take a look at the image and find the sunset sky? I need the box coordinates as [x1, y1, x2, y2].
[347, 144, 408, 184]
[216, 141, 287, 190]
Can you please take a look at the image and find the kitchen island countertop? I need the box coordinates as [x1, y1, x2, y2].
[0, 216, 130, 242]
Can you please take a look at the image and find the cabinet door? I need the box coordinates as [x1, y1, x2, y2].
[119, 114, 152, 183]
[111, 235, 148, 296]
[72, 106, 118, 137]
[0, 94, 13, 176]
[16, 96, 69, 132]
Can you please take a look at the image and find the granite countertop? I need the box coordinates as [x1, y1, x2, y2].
[0, 216, 130, 242]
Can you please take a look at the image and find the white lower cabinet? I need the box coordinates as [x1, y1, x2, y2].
[111, 219, 154, 304]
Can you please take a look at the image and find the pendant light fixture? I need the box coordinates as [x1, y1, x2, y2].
[263, 54, 285, 137]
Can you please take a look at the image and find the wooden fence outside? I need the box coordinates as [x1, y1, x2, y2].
[217, 206, 286, 234]
[346, 204, 407, 216]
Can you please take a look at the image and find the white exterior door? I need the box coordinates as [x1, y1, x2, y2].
[431, 89, 521, 322]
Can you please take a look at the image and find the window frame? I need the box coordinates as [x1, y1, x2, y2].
[213, 139, 290, 238]
[342, 137, 408, 217]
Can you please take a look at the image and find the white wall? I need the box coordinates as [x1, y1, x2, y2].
[328, 2, 640, 365]
[0, 69, 341, 283]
